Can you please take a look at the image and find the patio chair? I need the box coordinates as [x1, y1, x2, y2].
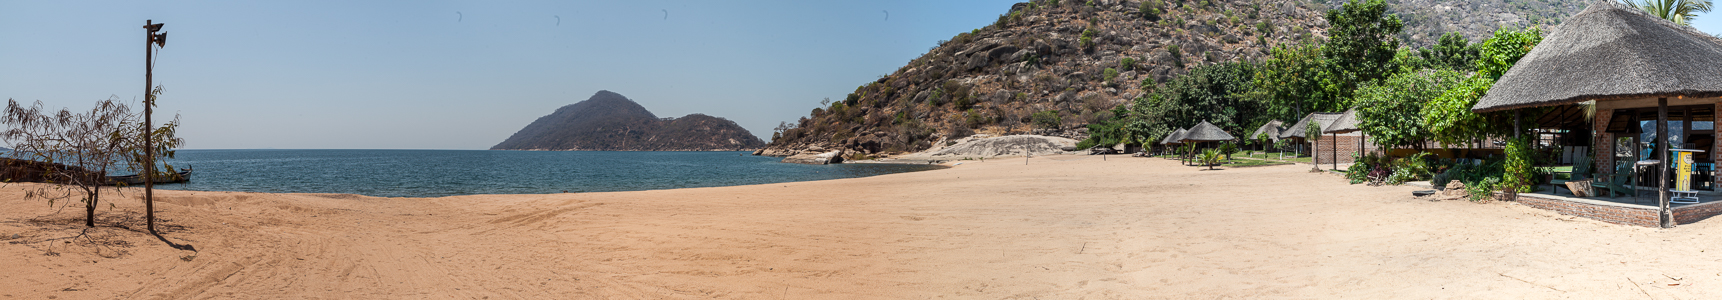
[1592, 161, 1635, 198]
[1552, 154, 1595, 196]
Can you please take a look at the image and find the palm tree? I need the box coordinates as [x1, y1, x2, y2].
[1624, 0, 1714, 26]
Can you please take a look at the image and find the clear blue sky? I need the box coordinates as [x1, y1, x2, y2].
[1, 0, 1021, 150]
[4, 1, 1722, 150]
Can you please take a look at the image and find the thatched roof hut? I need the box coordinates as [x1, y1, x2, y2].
[1182, 120, 1236, 142]
[1322, 108, 1361, 134]
[1160, 128, 1188, 145]
[1279, 112, 1343, 140]
[1463, 0, 1722, 228]
[1470, 0, 1722, 113]
[1251, 120, 1284, 142]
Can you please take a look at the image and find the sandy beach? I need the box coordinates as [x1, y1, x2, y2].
[4, 155, 1722, 299]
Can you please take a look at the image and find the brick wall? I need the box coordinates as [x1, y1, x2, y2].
[1313, 134, 1381, 164]
[1673, 201, 1722, 225]
[1515, 194, 1661, 227]
[1515, 193, 1722, 227]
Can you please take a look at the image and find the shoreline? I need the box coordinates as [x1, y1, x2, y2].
[7, 155, 1722, 298]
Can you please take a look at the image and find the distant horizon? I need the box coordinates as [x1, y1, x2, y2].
[1, 1, 1024, 150]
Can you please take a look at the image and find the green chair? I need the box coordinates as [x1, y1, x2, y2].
[1552, 153, 1593, 196]
[1599, 161, 1638, 198]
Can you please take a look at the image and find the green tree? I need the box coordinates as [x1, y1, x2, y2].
[1252, 42, 1332, 122]
[1623, 0, 1713, 25]
[1354, 69, 1465, 150]
[1138, 62, 1262, 135]
[1474, 27, 1544, 81]
[1422, 27, 1543, 146]
[1419, 32, 1479, 71]
[1320, 0, 1404, 103]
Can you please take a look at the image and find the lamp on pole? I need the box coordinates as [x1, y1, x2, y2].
[143, 20, 165, 233]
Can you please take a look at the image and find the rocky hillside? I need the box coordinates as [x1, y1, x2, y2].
[492, 91, 766, 151]
[1385, 0, 1587, 47]
[761, 0, 1331, 157]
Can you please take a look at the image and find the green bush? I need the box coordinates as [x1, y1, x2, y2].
[1032, 110, 1062, 129]
[1080, 27, 1098, 48]
[1346, 153, 1374, 184]
[1467, 177, 1501, 201]
[1219, 142, 1239, 159]
[1140, 1, 1161, 20]
[1167, 44, 1185, 68]
[1200, 149, 1223, 169]
[1503, 136, 1534, 192]
[1102, 67, 1120, 84]
[1120, 57, 1137, 71]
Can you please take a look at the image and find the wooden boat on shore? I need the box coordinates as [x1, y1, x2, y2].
[109, 168, 192, 186]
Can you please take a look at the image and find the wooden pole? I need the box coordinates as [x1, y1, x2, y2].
[1658, 98, 1672, 228]
[142, 20, 157, 233]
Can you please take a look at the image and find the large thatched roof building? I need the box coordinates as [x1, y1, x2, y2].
[1467, 0, 1722, 228]
[1470, 1, 1722, 112]
[1322, 108, 1361, 134]
[1279, 112, 1343, 140]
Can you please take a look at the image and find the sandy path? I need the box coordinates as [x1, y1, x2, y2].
[4, 155, 1722, 299]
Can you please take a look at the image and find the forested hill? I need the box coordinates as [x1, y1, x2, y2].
[759, 0, 1594, 158]
[492, 91, 766, 151]
[760, 0, 1333, 157]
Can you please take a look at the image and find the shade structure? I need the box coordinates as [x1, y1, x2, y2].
[1251, 120, 1284, 142]
[1469, 0, 1722, 113]
[1322, 108, 1361, 134]
[1181, 120, 1236, 142]
[1159, 128, 1188, 145]
[1278, 112, 1344, 140]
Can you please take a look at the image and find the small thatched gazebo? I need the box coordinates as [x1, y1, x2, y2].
[1251, 120, 1285, 145]
[1182, 120, 1237, 143]
[1182, 121, 1236, 167]
[1158, 128, 1188, 156]
[1322, 108, 1363, 170]
[1469, 0, 1722, 228]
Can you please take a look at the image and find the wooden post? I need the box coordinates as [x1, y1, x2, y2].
[142, 20, 158, 233]
[1331, 132, 1338, 171]
[1658, 98, 1672, 228]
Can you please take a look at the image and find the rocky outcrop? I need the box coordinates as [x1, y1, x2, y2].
[781, 150, 845, 165]
[492, 91, 766, 151]
[924, 135, 1079, 157]
[1387, 0, 1586, 47]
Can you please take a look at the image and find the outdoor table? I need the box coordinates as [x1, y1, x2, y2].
[1636, 160, 1661, 203]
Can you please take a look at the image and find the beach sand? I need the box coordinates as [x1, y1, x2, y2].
[4, 155, 1721, 299]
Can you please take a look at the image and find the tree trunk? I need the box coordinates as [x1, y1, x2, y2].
[85, 186, 98, 228]
[1658, 98, 1672, 228]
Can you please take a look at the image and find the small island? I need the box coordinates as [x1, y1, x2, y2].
[491, 90, 765, 151]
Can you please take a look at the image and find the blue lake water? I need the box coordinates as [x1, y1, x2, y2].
[153, 150, 942, 197]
